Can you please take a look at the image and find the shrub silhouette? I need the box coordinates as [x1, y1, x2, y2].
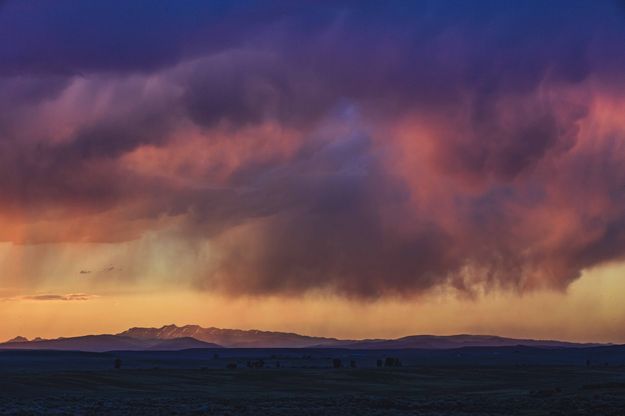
[114, 358, 122, 369]
[384, 357, 401, 367]
[332, 358, 342, 368]
[247, 359, 265, 368]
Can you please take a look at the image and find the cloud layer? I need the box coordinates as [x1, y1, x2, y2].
[2, 1, 625, 297]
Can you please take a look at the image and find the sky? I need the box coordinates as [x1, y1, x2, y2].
[2, 0, 625, 342]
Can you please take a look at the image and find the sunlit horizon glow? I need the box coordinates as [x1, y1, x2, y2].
[2, 1, 625, 342]
[0, 264, 624, 344]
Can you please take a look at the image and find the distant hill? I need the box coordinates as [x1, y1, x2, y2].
[145, 337, 221, 351]
[332, 334, 601, 349]
[6, 336, 28, 343]
[118, 324, 347, 348]
[0, 334, 221, 352]
[1, 324, 604, 351]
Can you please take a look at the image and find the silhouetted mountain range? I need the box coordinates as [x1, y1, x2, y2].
[0, 334, 220, 352]
[118, 324, 346, 348]
[0, 324, 605, 352]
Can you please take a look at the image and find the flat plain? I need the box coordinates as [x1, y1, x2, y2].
[2, 349, 625, 415]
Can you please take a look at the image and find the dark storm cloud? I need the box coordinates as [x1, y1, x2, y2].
[198, 136, 462, 297]
[2, 1, 625, 296]
[0, 0, 242, 75]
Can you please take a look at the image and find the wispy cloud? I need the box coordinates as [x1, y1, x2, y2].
[2, 293, 98, 302]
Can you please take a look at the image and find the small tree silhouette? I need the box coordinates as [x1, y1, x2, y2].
[114, 358, 122, 369]
[332, 358, 342, 368]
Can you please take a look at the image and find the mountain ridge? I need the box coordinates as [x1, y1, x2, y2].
[118, 324, 347, 348]
[1, 324, 606, 351]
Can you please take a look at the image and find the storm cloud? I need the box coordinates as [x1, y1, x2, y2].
[2, 1, 625, 297]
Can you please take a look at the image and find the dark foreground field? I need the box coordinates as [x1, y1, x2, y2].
[2, 348, 625, 415]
